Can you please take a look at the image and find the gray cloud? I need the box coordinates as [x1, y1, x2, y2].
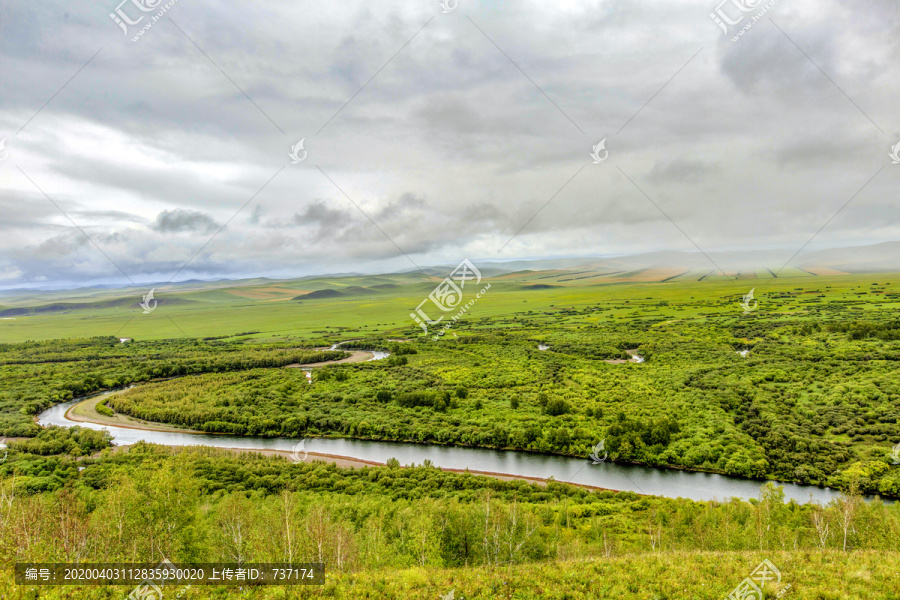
[152, 209, 220, 234]
[0, 0, 898, 289]
[646, 158, 720, 184]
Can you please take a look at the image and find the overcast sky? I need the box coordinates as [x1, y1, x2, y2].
[0, 0, 898, 289]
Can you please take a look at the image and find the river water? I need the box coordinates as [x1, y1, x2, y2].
[38, 396, 856, 505]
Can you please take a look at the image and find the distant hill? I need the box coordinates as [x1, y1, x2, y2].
[0, 296, 195, 317]
[294, 286, 383, 300]
[6, 241, 900, 305]
[294, 289, 345, 300]
[473, 242, 900, 278]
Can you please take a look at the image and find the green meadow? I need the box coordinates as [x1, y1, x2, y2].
[4, 265, 900, 598]
[2, 267, 898, 343]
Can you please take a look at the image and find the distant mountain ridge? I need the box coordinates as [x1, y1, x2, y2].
[459, 242, 900, 277]
[3, 241, 900, 304]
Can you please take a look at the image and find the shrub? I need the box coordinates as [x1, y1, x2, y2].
[396, 391, 436, 408]
[544, 398, 570, 416]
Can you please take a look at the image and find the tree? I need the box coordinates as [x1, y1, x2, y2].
[810, 500, 831, 549]
[217, 493, 254, 565]
[833, 480, 862, 551]
[753, 482, 785, 550]
[305, 505, 330, 564]
[277, 489, 302, 565]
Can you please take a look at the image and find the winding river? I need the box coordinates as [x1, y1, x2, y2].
[34, 350, 871, 505]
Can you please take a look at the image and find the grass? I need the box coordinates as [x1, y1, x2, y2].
[2, 551, 898, 599]
[2, 270, 900, 344]
[6, 268, 900, 598]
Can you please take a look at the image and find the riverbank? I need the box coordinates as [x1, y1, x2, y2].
[63, 347, 380, 431]
[104, 443, 624, 493]
[65, 391, 211, 434]
[285, 350, 374, 368]
[43, 389, 854, 504]
[65, 392, 624, 493]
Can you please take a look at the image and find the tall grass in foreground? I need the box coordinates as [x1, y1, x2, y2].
[2, 550, 898, 599]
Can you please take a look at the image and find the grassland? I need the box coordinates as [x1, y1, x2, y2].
[4, 266, 900, 598]
[14, 267, 891, 495]
[3, 551, 898, 599]
[2, 267, 899, 344]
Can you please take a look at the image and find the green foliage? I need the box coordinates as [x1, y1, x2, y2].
[7, 425, 111, 456]
[7, 275, 900, 497]
[2, 446, 897, 573]
[93, 312, 900, 495]
[95, 400, 114, 417]
[543, 398, 570, 416]
[0, 336, 347, 436]
[396, 391, 438, 408]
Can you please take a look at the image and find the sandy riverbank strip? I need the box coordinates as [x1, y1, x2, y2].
[104, 444, 622, 492]
[66, 395, 622, 493]
[285, 350, 374, 368]
[65, 392, 218, 434]
[63, 349, 376, 431]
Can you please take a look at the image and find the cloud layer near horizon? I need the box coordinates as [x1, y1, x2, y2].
[0, 0, 898, 288]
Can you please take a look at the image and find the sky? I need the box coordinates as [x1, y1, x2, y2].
[0, 0, 898, 289]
